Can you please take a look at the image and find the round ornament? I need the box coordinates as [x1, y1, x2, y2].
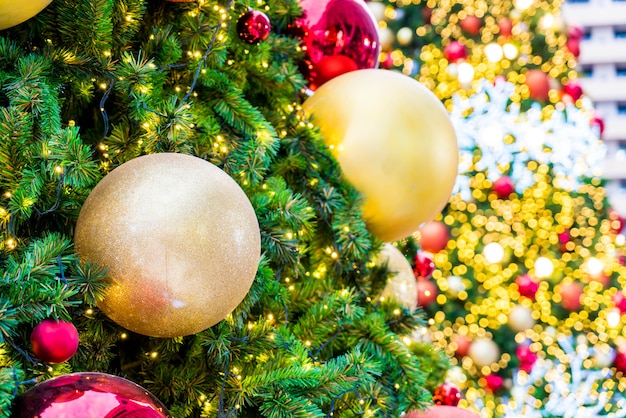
[468, 338, 500, 368]
[493, 175, 515, 199]
[419, 221, 449, 253]
[433, 382, 462, 406]
[561, 80, 583, 103]
[559, 282, 583, 311]
[413, 251, 435, 279]
[524, 69, 551, 102]
[515, 274, 539, 300]
[460, 15, 482, 36]
[237, 10, 271, 44]
[416, 279, 438, 308]
[591, 112, 605, 137]
[377, 243, 418, 311]
[508, 305, 535, 332]
[0, 0, 52, 30]
[453, 334, 471, 357]
[443, 41, 467, 63]
[483, 374, 504, 392]
[498, 18, 513, 37]
[516, 344, 537, 373]
[74, 153, 261, 338]
[302, 69, 459, 242]
[30, 319, 79, 364]
[566, 38, 581, 58]
[614, 346, 626, 374]
[405, 406, 480, 418]
[293, 0, 380, 90]
[396, 27, 413, 46]
[12, 372, 170, 417]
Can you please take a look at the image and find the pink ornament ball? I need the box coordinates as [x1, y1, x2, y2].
[493, 176, 515, 199]
[443, 41, 467, 63]
[30, 319, 79, 364]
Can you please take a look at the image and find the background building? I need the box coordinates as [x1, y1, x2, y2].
[562, 0, 626, 212]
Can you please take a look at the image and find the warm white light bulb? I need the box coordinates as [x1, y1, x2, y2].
[457, 62, 475, 84]
[586, 257, 604, 278]
[484, 242, 505, 263]
[607, 308, 621, 328]
[484, 43, 503, 62]
[503, 43, 518, 60]
[515, 0, 533, 11]
[540, 14, 555, 30]
[534, 257, 554, 278]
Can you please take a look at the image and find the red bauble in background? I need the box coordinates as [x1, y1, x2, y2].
[405, 406, 481, 418]
[562, 80, 583, 103]
[460, 15, 482, 36]
[443, 41, 467, 63]
[453, 334, 472, 357]
[615, 346, 626, 374]
[515, 274, 539, 300]
[559, 229, 572, 252]
[30, 319, 79, 364]
[560, 282, 583, 311]
[483, 374, 504, 393]
[566, 38, 581, 58]
[237, 10, 271, 44]
[419, 221, 450, 253]
[414, 252, 435, 279]
[292, 0, 380, 90]
[433, 382, 462, 406]
[613, 291, 626, 314]
[525, 69, 551, 102]
[609, 209, 625, 234]
[417, 279, 438, 308]
[591, 112, 605, 137]
[498, 18, 513, 37]
[493, 175, 515, 199]
[12, 372, 171, 417]
[516, 344, 538, 373]
[567, 25, 585, 41]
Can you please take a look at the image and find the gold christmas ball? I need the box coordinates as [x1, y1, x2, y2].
[468, 338, 500, 368]
[376, 243, 417, 311]
[0, 0, 52, 30]
[303, 69, 458, 242]
[508, 304, 536, 332]
[74, 153, 261, 338]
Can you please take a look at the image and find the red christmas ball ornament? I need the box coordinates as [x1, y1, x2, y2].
[498, 18, 513, 37]
[493, 176, 515, 199]
[566, 38, 581, 58]
[562, 80, 584, 103]
[293, 0, 380, 90]
[443, 41, 467, 63]
[609, 209, 625, 234]
[414, 251, 435, 279]
[237, 10, 271, 44]
[405, 406, 481, 418]
[591, 112, 605, 137]
[416, 279, 438, 308]
[419, 221, 450, 253]
[567, 25, 585, 41]
[525, 69, 551, 102]
[460, 15, 482, 36]
[560, 282, 583, 311]
[433, 382, 462, 406]
[516, 344, 538, 373]
[483, 374, 504, 393]
[422, 7, 432, 25]
[30, 319, 79, 364]
[453, 334, 472, 357]
[12, 372, 171, 417]
[559, 229, 572, 252]
[515, 274, 539, 300]
[614, 345, 626, 374]
[613, 291, 626, 314]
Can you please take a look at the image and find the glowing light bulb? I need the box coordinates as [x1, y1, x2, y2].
[503, 43, 519, 60]
[607, 308, 621, 328]
[586, 257, 604, 278]
[515, 0, 533, 11]
[484, 43, 503, 62]
[534, 257, 554, 278]
[457, 62, 475, 85]
[483, 242, 504, 263]
[540, 14, 555, 30]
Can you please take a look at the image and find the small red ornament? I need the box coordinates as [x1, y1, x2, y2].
[483, 374, 504, 393]
[566, 38, 581, 58]
[560, 282, 583, 311]
[515, 274, 539, 300]
[237, 10, 271, 44]
[433, 382, 462, 406]
[422, 7, 432, 25]
[498, 18, 513, 38]
[460, 15, 482, 36]
[562, 80, 583, 103]
[414, 252, 435, 279]
[443, 41, 467, 63]
[559, 229, 572, 252]
[416, 279, 438, 308]
[453, 334, 472, 357]
[567, 25, 585, 41]
[613, 291, 626, 314]
[525, 69, 551, 102]
[591, 112, 605, 137]
[516, 344, 537, 373]
[292, 0, 381, 90]
[609, 209, 625, 234]
[419, 221, 450, 253]
[12, 372, 171, 417]
[614, 346, 626, 374]
[30, 319, 79, 364]
[405, 405, 481, 418]
[493, 176, 515, 199]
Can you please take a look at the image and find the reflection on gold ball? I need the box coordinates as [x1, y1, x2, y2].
[303, 70, 458, 242]
[74, 153, 261, 338]
[0, 0, 52, 30]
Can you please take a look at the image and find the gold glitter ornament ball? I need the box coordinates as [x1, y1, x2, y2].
[0, 0, 52, 30]
[74, 153, 261, 338]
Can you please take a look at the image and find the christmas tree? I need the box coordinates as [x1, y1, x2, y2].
[375, 0, 625, 416]
[0, 1, 452, 417]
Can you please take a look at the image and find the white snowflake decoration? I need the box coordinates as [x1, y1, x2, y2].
[449, 80, 606, 201]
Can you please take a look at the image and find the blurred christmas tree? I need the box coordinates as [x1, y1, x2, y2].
[372, 0, 626, 416]
[0, 1, 453, 417]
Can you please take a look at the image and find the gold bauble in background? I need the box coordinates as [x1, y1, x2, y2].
[74, 153, 261, 338]
[376, 243, 417, 311]
[303, 69, 459, 242]
[0, 0, 52, 30]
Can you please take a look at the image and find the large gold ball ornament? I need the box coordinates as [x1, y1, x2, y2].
[74, 153, 261, 338]
[303, 69, 459, 242]
[0, 0, 52, 30]
[376, 244, 417, 311]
